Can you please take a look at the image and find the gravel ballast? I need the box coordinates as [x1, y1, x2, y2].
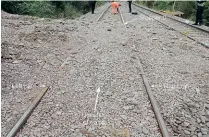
[1, 2, 209, 137]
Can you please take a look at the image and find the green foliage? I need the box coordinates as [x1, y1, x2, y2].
[70, 1, 90, 14]
[2, 1, 55, 17]
[153, 1, 174, 10]
[174, 1, 195, 19]
[1, 1, 103, 19]
[203, 1, 209, 26]
[136, 1, 209, 26]
[23, 2, 55, 18]
[1, 1, 21, 14]
[63, 3, 81, 19]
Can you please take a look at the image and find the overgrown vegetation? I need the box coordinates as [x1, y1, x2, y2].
[137, 1, 209, 26]
[1, 1, 105, 19]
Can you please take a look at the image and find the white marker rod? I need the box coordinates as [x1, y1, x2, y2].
[94, 87, 100, 111]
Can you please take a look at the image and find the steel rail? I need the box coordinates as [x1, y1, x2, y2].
[132, 4, 209, 48]
[134, 58, 170, 137]
[96, 5, 111, 22]
[118, 7, 127, 28]
[132, 4, 172, 28]
[6, 87, 49, 137]
[132, 3, 209, 34]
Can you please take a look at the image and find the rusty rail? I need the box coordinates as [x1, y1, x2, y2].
[132, 3, 209, 34]
[6, 87, 49, 137]
[134, 59, 170, 137]
[132, 3, 209, 48]
[97, 5, 111, 22]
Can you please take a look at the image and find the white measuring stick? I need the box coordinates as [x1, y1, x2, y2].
[94, 87, 100, 111]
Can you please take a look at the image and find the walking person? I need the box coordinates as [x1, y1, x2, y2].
[193, 0, 206, 26]
[128, 0, 132, 13]
[89, 1, 96, 14]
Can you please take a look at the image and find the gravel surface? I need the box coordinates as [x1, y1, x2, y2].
[1, 10, 81, 137]
[1, 2, 209, 137]
[126, 4, 209, 137]
[131, 4, 209, 48]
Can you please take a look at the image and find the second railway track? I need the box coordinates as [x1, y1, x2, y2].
[132, 3, 209, 48]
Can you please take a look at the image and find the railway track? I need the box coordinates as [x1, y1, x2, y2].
[97, 4, 127, 28]
[132, 3, 209, 48]
[96, 2, 209, 137]
[5, 2, 209, 137]
[97, 3, 170, 137]
[6, 87, 49, 137]
[96, 5, 111, 22]
[6, 4, 169, 137]
[132, 58, 170, 137]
